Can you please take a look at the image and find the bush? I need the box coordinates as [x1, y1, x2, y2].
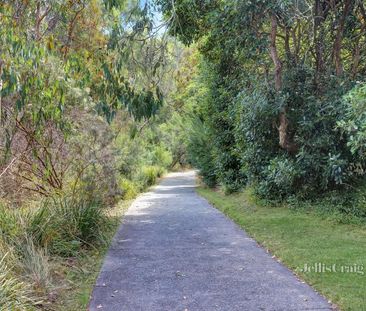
[16, 236, 51, 293]
[338, 82, 366, 160]
[233, 70, 357, 199]
[119, 178, 139, 200]
[151, 145, 173, 168]
[187, 118, 217, 187]
[256, 156, 300, 200]
[138, 165, 165, 189]
[0, 254, 36, 310]
[28, 197, 110, 256]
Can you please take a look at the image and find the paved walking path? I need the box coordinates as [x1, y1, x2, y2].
[89, 171, 333, 311]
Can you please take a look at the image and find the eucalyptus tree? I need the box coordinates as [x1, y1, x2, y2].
[0, 0, 168, 197]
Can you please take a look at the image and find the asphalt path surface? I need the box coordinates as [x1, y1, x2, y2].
[89, 171, 333, 311]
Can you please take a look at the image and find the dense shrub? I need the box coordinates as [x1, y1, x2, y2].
[234, 88, 279, 186]
[232, 70, 359, 199]
[119, 178, 139, 200]
[256, 156, 300, 200]
[338, 82, 366, 160]
[187, 119, 217, 187]
[28, 197, 110, 257]
[137, 165, 165, 189]
[151, 146, 173, 169]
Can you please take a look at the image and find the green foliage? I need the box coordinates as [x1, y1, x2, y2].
[159, 0, 366, 204]
[138, 165, 165, 189]
[233, 72, 357, 198]
[119, 178, 139, 200]
[156, 0, 218, 45]
[187, 118, 217, 187]
[256, 156, 300, 200]
[338, 82, 366, 159]
[234, 88, 279, 185]
[28, 197, 110, 257]
[151, 145, 173, 169]
[0, 254, 36, 311]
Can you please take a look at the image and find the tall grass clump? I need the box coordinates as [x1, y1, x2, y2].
[28, 197, 111, 257]
[0, 204, 21, 242]
[0, 254, 36, 310]
[138, 165, 165, 189]
[16, 237, 51, 293]
[119, 178, 139, 200]
[0, 205, 52, 298]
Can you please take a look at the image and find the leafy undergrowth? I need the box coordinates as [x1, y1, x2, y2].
[0, 198, 133, 311]
[197, 187, 366, 311]
[0, 164, 167, 310]
[0, 199, 125, 311]
[54, 200, 132, 311]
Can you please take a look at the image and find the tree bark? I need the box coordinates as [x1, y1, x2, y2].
[314, 0, 325, 78]
[352, 38, 361, 78]
[0, 60, 3, 124]
[269, 14, 298, 153]
[269, 14, 282, 91]
[353, 2, 366, 77]
[35, 2, 51, 41]
[333, 0, 352, 76]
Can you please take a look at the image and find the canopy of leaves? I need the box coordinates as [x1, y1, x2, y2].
[158, 0, 366, 198]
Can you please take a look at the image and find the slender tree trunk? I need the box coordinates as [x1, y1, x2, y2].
[63, 5, 85, 58]
[284, 28, 292, 64]
[352, 39, 361, 78]
[353, 2, 366, 78]
[314, 0, 325, 80]
[0, 60, 3, 124]
[269, 14, 297, 153]
[269, 14, 282, 92]
[333, 0, 352, 76]
[35, 1, 51, 41]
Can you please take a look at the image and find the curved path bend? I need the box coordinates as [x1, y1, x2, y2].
[89, 171, 333, 311]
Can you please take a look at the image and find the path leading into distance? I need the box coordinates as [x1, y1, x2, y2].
[89, 171, 333, 311]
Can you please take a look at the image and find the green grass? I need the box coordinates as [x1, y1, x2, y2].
[54, 199, 132, 311]
[197, 187, 366, 311]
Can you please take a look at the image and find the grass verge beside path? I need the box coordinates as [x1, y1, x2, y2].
[197, 187, 366, 311]
[54, 199, 132, 311]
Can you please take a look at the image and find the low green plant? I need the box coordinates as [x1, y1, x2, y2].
[0, 204, 21, 242]
[16, 236, 51, 293]
[119, 178, 139, 200]
[0, 254, 36, 310]
[138, 165, 165, 189]
[28, 197, 111, 257]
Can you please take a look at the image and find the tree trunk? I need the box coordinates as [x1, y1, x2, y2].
[353, 3, 366, 78]
[314, 0, 325, 80]
[333, 0, 352, 76]
[269, 14, 298, 153]
[269, 14, 282, 91]
[0, 60, 3, 124]
[352, 39, 361, 78]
